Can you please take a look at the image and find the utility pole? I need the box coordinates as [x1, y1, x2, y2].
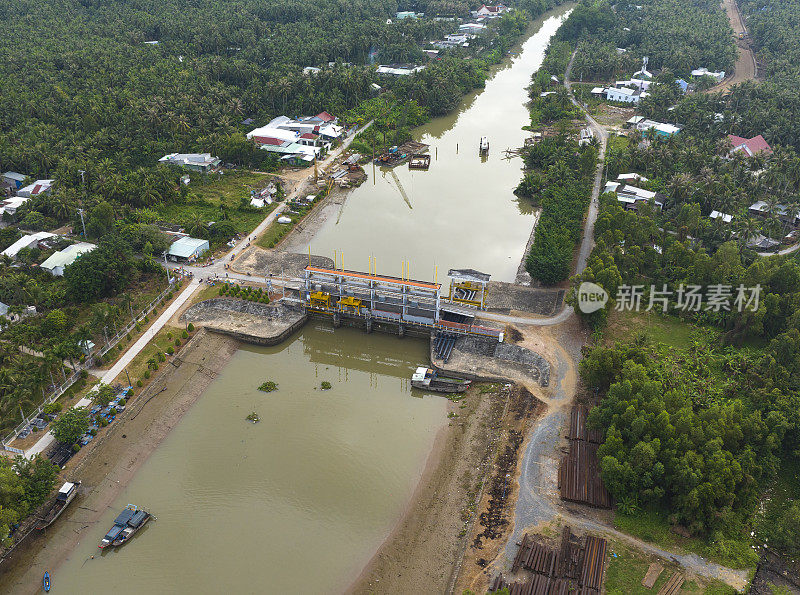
[77, 208, 87, 238]
[163, 251, 172, 284]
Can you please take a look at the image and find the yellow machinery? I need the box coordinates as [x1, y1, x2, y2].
[338, 296, 364, 312]
[449, 280, 485, 307]
[309, 291, 332, 309]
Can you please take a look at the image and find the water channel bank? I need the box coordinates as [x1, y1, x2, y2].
[1, 6, 574, 593]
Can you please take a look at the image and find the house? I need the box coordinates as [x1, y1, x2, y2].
[423, 49, 440, 59]
[40, 242, 96, 276]
[748, 234, 780, 251]
[591, 87, 606, 96]
[395, 11, 420, 19]
[604, 181, 664, 211]
[691, 67, 725, 82]
[167, 237, 210, 262]
[16, 179, 53, 198]
[0, 196, 30, 218]
[606, 86, 648, 104]
[675, 78, 691, 93]
[475, 4, 508, 17]
[617, 173, 649, 183]
[625, 115, 646, 129]
[579, 127, 594, 146]
[709, 210, 733, 224]
[158, 153, 221, 172]
[2, 172, 26, 189]
[749, 201, 799, 227]
[2, 231, 56, 259]
[459, 23, 487, 35]
[637, 119, 681, 137]
[728, 134, 773, 157]
[303, 66, 322, 76]
[376, 64, 425, 76]
[313, 111, 337, 124]
[0, 302, 7, 317]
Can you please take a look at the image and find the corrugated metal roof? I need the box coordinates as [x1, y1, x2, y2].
[40, 242, 96, 271]
[168, 236, 209, 258]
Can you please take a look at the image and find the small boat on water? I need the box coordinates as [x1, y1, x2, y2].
[37, 481, 79, 530]
[411, 367, 471, 393]
[99, 504, 152, 549]
[43, 571, 50, 592]
[479, 137, 489, 155]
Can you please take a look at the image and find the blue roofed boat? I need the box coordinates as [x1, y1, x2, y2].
[99, 504, 152, 548]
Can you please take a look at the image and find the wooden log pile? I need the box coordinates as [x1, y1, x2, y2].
[494, 527, 607, 595]
[558, 406, 612, 508]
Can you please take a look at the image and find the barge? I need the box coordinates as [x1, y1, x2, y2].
[411, 367, 471, 393]
[37, 481, 79, 530]
[99, 504, 152, 548]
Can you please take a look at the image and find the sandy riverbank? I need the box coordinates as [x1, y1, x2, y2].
[348, 384, 508, 595]
[0, 330, 239, 595]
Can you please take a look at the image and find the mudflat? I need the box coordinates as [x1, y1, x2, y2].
[349, 385, 507, 595]
[0, 330, 239, 595]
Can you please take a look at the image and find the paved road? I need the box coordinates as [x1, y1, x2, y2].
[565, 47, 608, 277]
[24, 280, 202, 459]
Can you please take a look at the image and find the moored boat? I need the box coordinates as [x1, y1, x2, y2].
[37, 481, 79, 530]
[99, 504, 152, 548]
[43, 571, 50, 592]
[411, 366, 471, 393]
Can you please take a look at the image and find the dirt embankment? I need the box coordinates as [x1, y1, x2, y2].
[455, 385, 547, 594]
[0, 330, 240, 595]
[348, 384, 508, 595]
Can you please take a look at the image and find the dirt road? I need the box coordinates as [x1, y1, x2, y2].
[708, 0, 757, 92]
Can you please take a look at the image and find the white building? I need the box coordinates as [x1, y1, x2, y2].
[691, 67, 725, 82]
[0, 196, 30, 218]
[167, 237, 210, 261]
[40, 242, 96, 276]
[710, 210, 733, 224]
[16, 179, 53, 198]
[158, 153, 220, 172]
[605, 86, 648, 104]
[604, 181, 664, 210]
[376, 64, 426, 76]
[2, 231, 56, 259]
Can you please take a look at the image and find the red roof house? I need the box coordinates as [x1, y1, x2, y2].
[315, 111, 335, 122]
[252, 136, 288, 146]
[728, 134, 773, 157]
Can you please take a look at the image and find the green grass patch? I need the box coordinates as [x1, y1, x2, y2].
[155, 171, 278, 236]
[256, 220, 293, 249]
[605, 541, 737, 595]
[614, 508, 757, 570]
[605, 310, 712, 351]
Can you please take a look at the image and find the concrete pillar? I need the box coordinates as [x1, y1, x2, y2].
[398, 324, 405, 338]
[333, 312, 341, 328]
[365, 315, 372, 334]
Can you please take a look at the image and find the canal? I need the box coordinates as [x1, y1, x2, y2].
[49, 324, 445, 594]
[42, 6, 572, 593]
[306, 5, 574, 282]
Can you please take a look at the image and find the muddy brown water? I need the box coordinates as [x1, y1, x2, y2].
[23, 8, 572, 593]
[46, 323, 446, 594]
[306, 6, 574, 283]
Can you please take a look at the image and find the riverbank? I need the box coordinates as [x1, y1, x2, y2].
[349, 383, 508, 594]
[0, 330, 240, 594]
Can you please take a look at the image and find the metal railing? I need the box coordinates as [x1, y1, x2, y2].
[2, 283, 176, 450]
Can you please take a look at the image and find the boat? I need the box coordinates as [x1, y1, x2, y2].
[411, 367, 471, 393]
[479, 137, 489, 155]
[37, 481, 79, 530]
[99, 504, 152, 549]
[43, 572, 50, 592]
